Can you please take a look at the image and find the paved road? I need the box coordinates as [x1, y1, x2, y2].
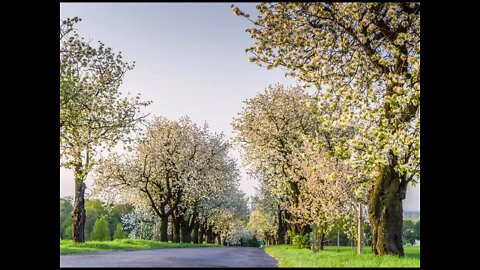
[60, 247, 278, 267]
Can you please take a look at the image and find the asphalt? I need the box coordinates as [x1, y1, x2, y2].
[60, 246, 278, 267]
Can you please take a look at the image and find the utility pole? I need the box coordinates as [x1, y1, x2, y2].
[357, 203, 362, 255]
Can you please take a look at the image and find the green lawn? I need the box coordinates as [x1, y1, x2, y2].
[264, 245, 420, 267]
[60, 239, 218, 255]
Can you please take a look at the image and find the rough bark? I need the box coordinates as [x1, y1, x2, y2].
[192, 222, 199, 244]
[319, 230, 325, 250]
[72, 165, 86, 243]
[160, 217, 168, 242]
[172, 218, 181, 243]
[368, 154, 407, 256]
[181, 220, 192, 243]
[277, 206, 287, 244]
[183, 211, 197, 243]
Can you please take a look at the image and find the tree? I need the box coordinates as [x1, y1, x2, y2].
[120, 206, 158, 240]
[232, 2, 420, 256]
[113, 223, 128, 240]
[294, 140, 361, 250]
[60, 18, 151, 242]
[60, 197, 73, 239]
[402, 219, 415, 245]
[91, 217, 110, 241]
[63, 219, 73, 240]
[413, 220, 420, 241]
[232, 84, 316, 243]
[94, 116, 205, 242]
[195, 182, 246, 245]
[176, 129, 237, 244]
[252, 186, 281, 245]
[109, 203, 134, 240]
[363, 221, 373, 246]
[247, 208, 276, 245]
[84, 199, 107, 240]
[94, 116, 244, 244]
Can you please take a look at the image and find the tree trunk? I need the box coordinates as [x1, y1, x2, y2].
[198, 224, 205, 244]
[172, 219, 180, 243]
[285, 221, 293, 245]
[72, 171, 86, 243]
[368, 156, 407, 256]
[211, 232, 216, 244]
[206, 233, 211, 244]
[180, 220, 185, 242]
[192, 222, 199, 244]
[160, 217, 169, 242]
[319, 231, 325, 250]
[169, 222, 174, 241]
[206, 226, 214, 243]
[181, 220, 191, 243]
[277, 207, 286, 244]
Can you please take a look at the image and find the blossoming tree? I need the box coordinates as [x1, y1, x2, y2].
[233, 84, 317, 243]
[60, 17, 151, 242]
[232, 2, 420, 255]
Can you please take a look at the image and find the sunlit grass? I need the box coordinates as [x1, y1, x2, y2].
[264, 245, 420, 267]
[60, 239, 218, 255]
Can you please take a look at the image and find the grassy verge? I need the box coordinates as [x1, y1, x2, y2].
[60, 239, 218, 255]
[263, 245, 420, 267]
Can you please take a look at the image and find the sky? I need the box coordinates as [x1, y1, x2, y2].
[60, 3, 420, 211]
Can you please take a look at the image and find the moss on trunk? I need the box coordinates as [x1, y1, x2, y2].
[368, 155, 408, 256]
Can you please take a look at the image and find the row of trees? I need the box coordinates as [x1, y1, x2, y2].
[232, 2, 420, 256]
[60, 2, 420, 257]
[60, 17, 249, 245]
[93, 116, 250, 244]
[236, 85, 362, 250]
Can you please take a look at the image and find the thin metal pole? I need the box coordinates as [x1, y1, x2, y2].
[357, 203, 362, 254]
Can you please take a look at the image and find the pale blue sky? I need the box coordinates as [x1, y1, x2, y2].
[60, 3, 419, 211]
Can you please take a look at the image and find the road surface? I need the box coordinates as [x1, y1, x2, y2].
[60, 246, 278, 267]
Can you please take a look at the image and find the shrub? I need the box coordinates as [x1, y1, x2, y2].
[287, 230, 310, 249]
[90, 217, 110, 241]
[113, 223, 128, 240]
[63, 224, 73, 240]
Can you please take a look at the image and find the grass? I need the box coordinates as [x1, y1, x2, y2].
[60, 239, 218, 255]
[263, 245, 420, 267]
